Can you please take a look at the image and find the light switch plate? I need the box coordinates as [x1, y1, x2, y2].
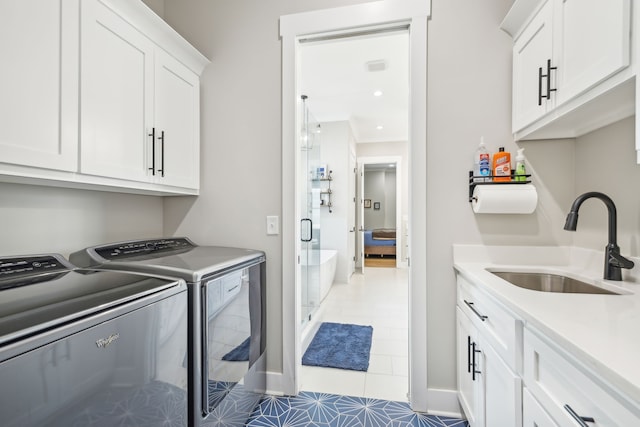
[266, 216, 279, 235]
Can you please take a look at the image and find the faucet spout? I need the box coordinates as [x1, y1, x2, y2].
[564, 192, 634, 281]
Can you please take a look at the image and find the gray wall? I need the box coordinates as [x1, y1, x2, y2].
[159, 0, 372, 376]
[363, 169, 396, 229]
[154, 0, 640, 396]
[0, 182, 164, 257]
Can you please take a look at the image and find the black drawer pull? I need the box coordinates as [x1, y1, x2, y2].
[471, 341, 481, 381]
[564, 404, 595, 426]
[464, 300, 488, 322]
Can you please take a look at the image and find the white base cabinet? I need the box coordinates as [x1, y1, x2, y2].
[0, 0, 208, 195]
[456, 272, 640, 426]
[456, 276, 522, 427]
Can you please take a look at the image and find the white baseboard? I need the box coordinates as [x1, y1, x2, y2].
[425, 388, 464, 419]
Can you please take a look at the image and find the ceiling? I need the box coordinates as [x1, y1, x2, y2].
[300, 30, 409, 143]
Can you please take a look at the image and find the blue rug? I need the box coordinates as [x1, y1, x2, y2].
[222, 337, 250, 361]
[302, 322, 373, 371]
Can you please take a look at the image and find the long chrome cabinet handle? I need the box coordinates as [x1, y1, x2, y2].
[464, 300, 488, 322]
[564, 404, 595, 426]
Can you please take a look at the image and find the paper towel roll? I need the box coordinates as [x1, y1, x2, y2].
[472, 184, 537, 214]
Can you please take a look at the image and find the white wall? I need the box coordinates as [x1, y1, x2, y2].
[317, 121, 353, 284]
[0, 182, 164, 257]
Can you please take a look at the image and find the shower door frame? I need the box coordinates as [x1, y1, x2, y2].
[280, 0, 430, 412]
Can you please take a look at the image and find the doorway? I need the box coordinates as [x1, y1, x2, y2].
[280, 0, 429, 411]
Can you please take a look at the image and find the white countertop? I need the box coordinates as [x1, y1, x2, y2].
[453, 245, 640, 408]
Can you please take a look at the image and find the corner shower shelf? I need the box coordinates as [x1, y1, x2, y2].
[313, 170, 333, 212]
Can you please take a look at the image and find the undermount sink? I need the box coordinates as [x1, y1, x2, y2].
[490, 271, 619, 295]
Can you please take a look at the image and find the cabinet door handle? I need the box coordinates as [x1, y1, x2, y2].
[545, 59, 557, 100]
[148, 128, 156, 175]
[464, 300, 488, 322]
[471, 342, 481, 381]
[538, 66, 544, 106]
[467, 336, 472, 373]
[157, 130, 165, 177]
[564, 404, 595, 426]
[539, 59, 557, 105]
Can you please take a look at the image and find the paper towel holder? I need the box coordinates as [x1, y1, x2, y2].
[468, 170, 531, 202]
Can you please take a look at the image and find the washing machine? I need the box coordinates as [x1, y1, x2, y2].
[0, 253, 188, 426]
[70, 237, 266, 427]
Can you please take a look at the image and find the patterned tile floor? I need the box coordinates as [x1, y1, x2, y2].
[246, 391, 469, 427]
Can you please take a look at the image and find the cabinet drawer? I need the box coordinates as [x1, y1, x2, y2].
[457, 275, 522, 372]
[523, 387, 557, 427]
[524, 327, 640, 426]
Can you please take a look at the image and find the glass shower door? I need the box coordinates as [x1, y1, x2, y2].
[300, 95, 321, 326]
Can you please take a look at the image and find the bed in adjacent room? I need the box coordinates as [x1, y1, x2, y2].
[364, 228, 397, 257]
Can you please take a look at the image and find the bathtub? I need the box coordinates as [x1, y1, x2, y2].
[301, 249, 337, 305]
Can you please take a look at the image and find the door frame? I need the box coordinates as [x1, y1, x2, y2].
[358, 156, 404, 270]
[280, 0, 430, 411]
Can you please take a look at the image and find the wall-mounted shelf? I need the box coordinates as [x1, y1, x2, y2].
[313, 170, 333, 212]
[468, 170, 531, 202]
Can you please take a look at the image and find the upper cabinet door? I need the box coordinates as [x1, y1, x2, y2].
[80, 0, 155, 182]
[554, 0, 630, 105]
[0, 0, 79, 171]
[512, 0, 554, 132]
[153, 51, 201, 190]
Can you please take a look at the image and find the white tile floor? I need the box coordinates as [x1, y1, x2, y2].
[300, 266, 410, 402]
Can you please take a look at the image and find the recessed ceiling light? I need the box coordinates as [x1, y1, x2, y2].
[373, 90, 383, 97]
[376, 125, 384, 130]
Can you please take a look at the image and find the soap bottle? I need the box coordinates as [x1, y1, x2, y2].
[514, 148, 527, 182]
[492, 147, 511, 182]
[473, 137, 491, 182]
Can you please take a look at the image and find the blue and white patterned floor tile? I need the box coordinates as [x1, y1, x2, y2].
[246, 391, 469, 427]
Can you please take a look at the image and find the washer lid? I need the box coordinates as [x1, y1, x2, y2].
[0, 254, 182, 347]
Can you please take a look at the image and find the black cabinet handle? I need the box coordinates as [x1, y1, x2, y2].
[157, 130, 165, 177]
[564, 404, 595, 426]
[538, 66, 544, 106]
[539, 58, 557, 105]
[467, 336, 472, 373]
[471, 342, 481, 381]
[148, 128, 156, 175]
[464, 300, 488, 322]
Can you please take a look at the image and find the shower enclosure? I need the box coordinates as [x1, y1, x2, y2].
[300, 95, 321, 326]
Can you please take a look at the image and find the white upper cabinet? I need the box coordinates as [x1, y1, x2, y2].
[0, 0, 208, 195]
[81, 0, 205, 191]
[80, 0, 155, 183]
[503, 0, 633, 140]
[554, 0, 630, 105]
[512, 0, 554, 131]
[153, 50, 201, 189]
[0, 0, 79, 172]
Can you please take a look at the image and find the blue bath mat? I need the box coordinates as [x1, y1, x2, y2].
[222, 337, 250, 361]
[302, 322, 373, 371]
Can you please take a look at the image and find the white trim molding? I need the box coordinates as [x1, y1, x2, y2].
[280, 0, 431, 412]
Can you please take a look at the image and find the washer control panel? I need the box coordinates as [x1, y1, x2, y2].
[95, 238, 195, 260]
[0, 255, 71, 289]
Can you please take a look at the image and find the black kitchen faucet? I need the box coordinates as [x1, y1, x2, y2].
[564, 192, 634, 281]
